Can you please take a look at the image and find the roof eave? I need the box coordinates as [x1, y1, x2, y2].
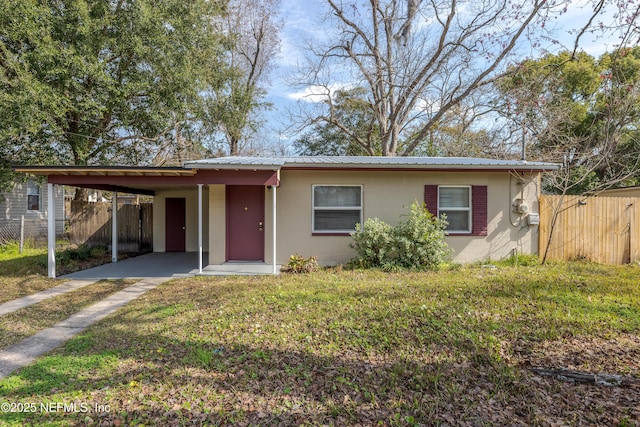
[281, 162, 561, 171]
[13, 165, 197, 177]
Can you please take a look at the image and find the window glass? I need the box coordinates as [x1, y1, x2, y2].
[440, 210, 469, 230]
[439, 187, 470, 208]
[27, 180, 40, 211]
[314, 186, 361, 207]
[439, 186, 471, 232]
[313, 185, 362, 232]
[314, 210, 361, 231]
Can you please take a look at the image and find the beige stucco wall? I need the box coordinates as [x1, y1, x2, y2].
[208, 185, 226, 264]
[153, 188, 209, 252]
[270, 170, 541, 264]
[204, 170, 541, 265]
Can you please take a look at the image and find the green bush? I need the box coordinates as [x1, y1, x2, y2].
[57, 244, 104, 266]
[350, 201, 450, 270]
[349, 217, 394, 268]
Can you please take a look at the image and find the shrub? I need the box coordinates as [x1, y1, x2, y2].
[349, 218, 394, 268]
[282, 254, 319, 273]
[350, 201, 450, 270]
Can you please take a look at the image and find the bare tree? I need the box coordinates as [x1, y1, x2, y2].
[205, 0, 283, 156]
[292, 0, 637, 157]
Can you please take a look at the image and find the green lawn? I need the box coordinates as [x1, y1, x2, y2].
[0, 243, 136, 304]
[0, 279, 134, 348]
[0, 262, 639, 426]
[0, 244, 60, 304]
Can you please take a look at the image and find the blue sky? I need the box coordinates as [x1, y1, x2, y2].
[262, 0, 626, 152]
[259, 0, 326, 149]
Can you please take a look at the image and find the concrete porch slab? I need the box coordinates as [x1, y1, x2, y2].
[201, 262, 282, 276]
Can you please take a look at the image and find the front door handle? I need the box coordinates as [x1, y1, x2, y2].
[259, 221, 263, 231]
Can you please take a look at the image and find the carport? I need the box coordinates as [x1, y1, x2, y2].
[14, 165, 281, 278]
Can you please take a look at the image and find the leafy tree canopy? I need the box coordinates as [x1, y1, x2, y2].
[496, 48, 640, 194]
[0, 0, 230, 193]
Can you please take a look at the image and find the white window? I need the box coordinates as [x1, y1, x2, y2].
[312, 185, 362, 233]
[438, 186, 471, 233]
[27, 180, 41, 211]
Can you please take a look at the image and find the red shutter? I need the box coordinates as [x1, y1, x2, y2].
[424, 185, 438, 216]
[471, 185, 488, 236]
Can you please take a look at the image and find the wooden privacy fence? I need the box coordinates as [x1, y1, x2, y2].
[539, 195, 640, 264]
[69, 201, 153, 253]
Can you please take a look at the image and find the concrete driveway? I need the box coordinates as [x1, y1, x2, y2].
[62, 252, 207, 280]
[61, 252, 280, 279]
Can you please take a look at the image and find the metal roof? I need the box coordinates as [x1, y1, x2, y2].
[184, 156, 560, 171]
[184, 157, 287, 170]
[14, 165, 196, 177]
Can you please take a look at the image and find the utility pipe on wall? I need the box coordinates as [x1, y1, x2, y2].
[272, 185, 277, 275]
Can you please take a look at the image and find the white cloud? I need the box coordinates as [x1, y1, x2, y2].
[287, 83, 351, 103]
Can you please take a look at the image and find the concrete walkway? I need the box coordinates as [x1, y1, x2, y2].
[0, 277, 169, 379]
[0, 280, 97, 316]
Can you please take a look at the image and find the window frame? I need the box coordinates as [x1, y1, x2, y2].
[438, 185, 472, 234]
[312, 184, 363, 235]
[26, 179, 41, 212]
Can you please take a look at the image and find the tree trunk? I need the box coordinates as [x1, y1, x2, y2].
[73, 187, 88, 202]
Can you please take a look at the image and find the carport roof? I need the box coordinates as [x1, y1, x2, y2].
[13, 164, 279, 196]
[13, 165, 196, 177]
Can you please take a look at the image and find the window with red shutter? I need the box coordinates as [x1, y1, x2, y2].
[424, 184, 488, 236]
[471, 185, 488, 236]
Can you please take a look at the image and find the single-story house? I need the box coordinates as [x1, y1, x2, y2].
[0, 178, 64, 243]
[15, 156, 560, 277]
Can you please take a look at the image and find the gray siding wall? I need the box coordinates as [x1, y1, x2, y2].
[0, 181, 65, 238]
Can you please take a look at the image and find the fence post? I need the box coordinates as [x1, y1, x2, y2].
[19, 215, 24, 253]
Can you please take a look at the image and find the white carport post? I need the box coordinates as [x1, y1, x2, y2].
[198, 183, 203, 274]
[111, 191, 118, 263]
[47, 183, 56, 278]
[272, 184, 277, 274]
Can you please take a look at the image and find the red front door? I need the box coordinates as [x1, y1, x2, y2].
[165, 197, 186, 252]
[226, 186, 265, 261]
